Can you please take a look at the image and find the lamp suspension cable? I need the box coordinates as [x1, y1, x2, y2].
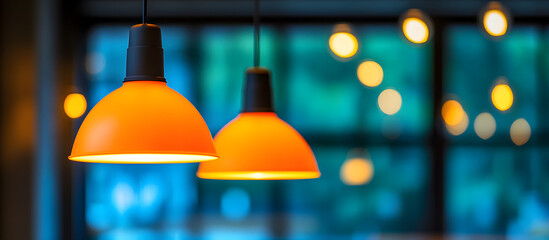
[143, 0, 148, 23]
[253, 0, 260, 67]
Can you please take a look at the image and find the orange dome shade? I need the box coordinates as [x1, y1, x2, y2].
[197, 112, 320, 180]
[69, 81, 218, 163]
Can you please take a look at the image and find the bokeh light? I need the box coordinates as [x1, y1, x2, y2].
[491, 82, 513, 111]
[340, 157, 374, 186]
[483, 10, 508, 37]
[400, 9, 431, 44]
[481, 2, 510, 37]
[443, 99, 469, 136]
[329, 32, 358, 58]
[474, 112, 496, 140]
[378, 89, 402, 115]
[64, 93, 87, 118]
[357, 61, 383, 87]
[402, 18, 429, 44]
[446, 112, 469, 136]
[86, 52, 106, 75]
[510, 118, 531, 146]
[442, 100, 465, 126]
[112, 182, 135, 214]
[221, 188, 250, 221]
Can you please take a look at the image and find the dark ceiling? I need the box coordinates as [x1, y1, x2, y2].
[80, 0, 549, 19]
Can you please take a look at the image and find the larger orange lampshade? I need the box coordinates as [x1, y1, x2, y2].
[69, 23, 218, 164]
[69, 81, 218, 163]
[197, 112, 320, 180]
[196, 67, 320, 180]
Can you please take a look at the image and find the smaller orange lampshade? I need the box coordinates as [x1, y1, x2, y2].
[197, 112, 320, 180]
[69, 81, 218, 163]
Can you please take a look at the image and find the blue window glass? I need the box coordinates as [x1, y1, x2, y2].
[444, 25, 545, 237]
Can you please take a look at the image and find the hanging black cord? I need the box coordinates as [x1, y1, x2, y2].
[143, 0, 148, 23]
[253, 0, 260, 67]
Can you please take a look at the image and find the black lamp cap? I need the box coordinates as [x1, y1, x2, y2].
[124, 23, 166, 82]
[242, 67, 274, 112]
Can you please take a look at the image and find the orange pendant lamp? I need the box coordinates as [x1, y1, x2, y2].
[196, 0, 320, 180]
[69, 0, 218, 164]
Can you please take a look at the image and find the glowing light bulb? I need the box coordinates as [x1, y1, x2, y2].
[510, 118, 530, 146]
[64, 93, 87, 118]
[357, 61, 383, 87]
[403, 18, 429, 44]
[378, 89, 402, 115]
[329, 32, 358, 58]
[340, 157, 374, 186]
[491, 83, 513, 111]
[474, 112, 496, 140]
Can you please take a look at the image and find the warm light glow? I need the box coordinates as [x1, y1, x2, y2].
[340, 157, 374, 185]
[403, 18, 429, 44]
[197, 112, 320, 180]
[357, 61, 383, 87]
[64, 93, 87, 118]
[70, 81, 218, 163]
[474, 112, 496, 140]
[329, 32, 358, 58]
[510, 118, 531, 146]
[483, 9, 508, 37]
[378, 89, 402, 115]
[443, 100, 469, 136]
[491, 83, 513, 111]
[442, 100, 465, 126]
[446, 111, 469, 136]
[69, 153, 218, 164]
[197, 171, 321, 180]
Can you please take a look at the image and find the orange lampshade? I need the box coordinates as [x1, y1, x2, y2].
[197, 112, 320, 180]
[69, 81, 218, 163]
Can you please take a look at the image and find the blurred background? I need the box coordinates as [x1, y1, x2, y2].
[2, 0, 549, 239]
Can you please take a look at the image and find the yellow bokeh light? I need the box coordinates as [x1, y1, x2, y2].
[340, 157, 374, 186]
[329, 32, 358, 58]
[483, 9, 508, 37]
[378, 89, 402, 115]
[474, 112, 496, 140]
[64, 93, 87, 119]
[442, 100, 465, 126]
[403, 17, 429, 44]
[491, 83, 513, 111]
[446, 111, 469, 136]
[510, 118, 531, 146]
[357, 61, 383, 87]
